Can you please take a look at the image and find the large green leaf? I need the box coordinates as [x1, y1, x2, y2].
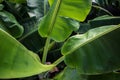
[38, 0, 91, 42]
[55, 67, 120, 80]
[0, 11, 24, 38]
[0, 29, 54, 79]
[62, 25, 120, 74]
[39, 16, 79, 42]
[49, 0, 92, 21]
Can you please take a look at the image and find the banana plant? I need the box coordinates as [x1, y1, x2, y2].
[0, 0, 120, 80]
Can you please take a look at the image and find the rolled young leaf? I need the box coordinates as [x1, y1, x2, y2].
[62, 25, 120, 74]
[0, 29, 54, 79]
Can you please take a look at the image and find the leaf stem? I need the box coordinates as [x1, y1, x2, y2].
[42, 37, 51, 64]
[53, 56, 65, 66]
[44, 0, 47, 15]
[42, 0, 49, 64]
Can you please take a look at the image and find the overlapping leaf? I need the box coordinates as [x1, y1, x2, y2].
[62, 25, 120, 74]
[0, 29, 54, 79]
[49, 0, 92, 21]
[38, 0, 91, 42]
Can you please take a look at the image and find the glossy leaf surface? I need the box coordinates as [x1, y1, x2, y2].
[0, 29, 54, 79]
[49, 0, 92, 21]
[38, 0, 91, 42]
[62, 25, 120, 74]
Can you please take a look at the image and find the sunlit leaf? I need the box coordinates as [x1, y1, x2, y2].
[49, 0, 92, 21]
[0, 29, 54, 79]
[38, 0, 91, 42]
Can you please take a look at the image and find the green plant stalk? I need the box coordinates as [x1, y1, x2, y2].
[42, 0, 50, 64]
[53, 56, 65, 66]
[44, 0, 47, 15]
[39, 41, 56, 52]
[42, 37, 51, 64]
[42, 0, 61, 64]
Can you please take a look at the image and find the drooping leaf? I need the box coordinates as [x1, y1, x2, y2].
[0, 11, 24, 38]
[38, 0, 91, 42]
[0, 29, 54, 79]
[62, 25, 120, 74]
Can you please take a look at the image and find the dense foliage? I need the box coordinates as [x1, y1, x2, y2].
[0, 0, 120, 80]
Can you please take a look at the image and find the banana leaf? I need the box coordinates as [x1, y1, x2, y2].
[0, 28, 54, 79]
[62, 25, 120, 74]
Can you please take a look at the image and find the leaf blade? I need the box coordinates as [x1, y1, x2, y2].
[38, 0, 91, 42]
[62, 25, 120, 55]
[62, 25, 120, 74]
[0, 29, 54, 79]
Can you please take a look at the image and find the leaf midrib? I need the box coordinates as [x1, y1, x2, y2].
[64, 25, 120, 55]
[47, 0, 62, 35]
